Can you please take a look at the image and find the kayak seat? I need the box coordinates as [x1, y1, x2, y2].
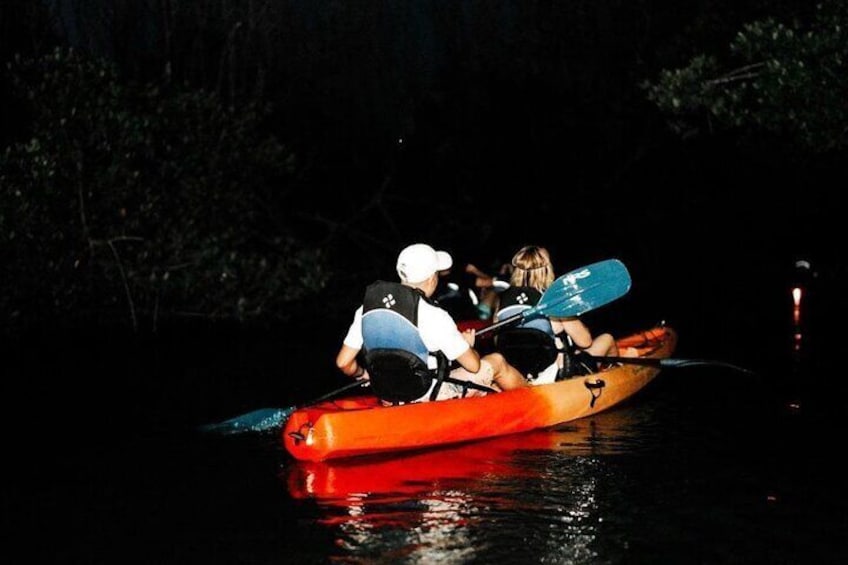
[361, 281, 494, 402]
[495, 327, 600, 381]
[362, 304, 448, 404]
[494, 327, 559, 379]
[495, 295, 560, 380]
[364, 348, 446, 404]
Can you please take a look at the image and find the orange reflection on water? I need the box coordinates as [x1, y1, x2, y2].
[280, 407, 653, 562]
[282, 407, 649, 503]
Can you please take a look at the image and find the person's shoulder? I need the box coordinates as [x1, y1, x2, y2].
[419, 298, 458, 324]
[419, 297, 449, 315]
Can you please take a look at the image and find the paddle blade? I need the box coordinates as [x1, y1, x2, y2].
[196, 380, 368, 436]
[198, 406, 295, 435]
[532, 259, 631, 319]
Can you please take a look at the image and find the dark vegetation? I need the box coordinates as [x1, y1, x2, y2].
[1, 1, 844, 339]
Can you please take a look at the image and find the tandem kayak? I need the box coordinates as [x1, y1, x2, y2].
[282, 324, 677, 462]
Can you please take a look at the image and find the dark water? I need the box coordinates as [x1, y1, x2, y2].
[9, 266, 848, 564]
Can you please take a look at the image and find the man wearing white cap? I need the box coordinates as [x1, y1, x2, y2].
[336, 243, 527, 403]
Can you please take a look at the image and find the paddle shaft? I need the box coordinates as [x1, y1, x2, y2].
[299, 377, 368, 407]
[575, 352, 756, 375]
[476, 312, 523, 336]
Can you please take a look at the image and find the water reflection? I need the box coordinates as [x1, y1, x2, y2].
[283, 407, 654, 501]
[281, 406, 659, 562]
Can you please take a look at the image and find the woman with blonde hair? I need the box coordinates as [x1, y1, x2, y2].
[494, 245, 628, 383]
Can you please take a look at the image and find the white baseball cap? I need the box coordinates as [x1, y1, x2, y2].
[396, 243, 453, 283]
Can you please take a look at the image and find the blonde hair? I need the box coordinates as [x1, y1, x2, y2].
[509, 245, 555, 292]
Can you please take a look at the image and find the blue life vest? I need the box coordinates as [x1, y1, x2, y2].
[361, 281, 447, 403]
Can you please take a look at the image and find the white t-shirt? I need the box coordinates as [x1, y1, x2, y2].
[343, 300, 470, 368]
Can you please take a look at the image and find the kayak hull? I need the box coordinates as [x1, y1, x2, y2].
[282, 325, 676, 461]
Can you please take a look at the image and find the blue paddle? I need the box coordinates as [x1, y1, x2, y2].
[198, 378, 368, 435]
[476, 258, 632, 336]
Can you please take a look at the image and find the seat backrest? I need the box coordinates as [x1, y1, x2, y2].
[362, 308, 429, 360]
[494, 327, 558, 377]
[362, 306, 437, 403]
[364, 347, 437, 403]
[495, 287, 558, 377]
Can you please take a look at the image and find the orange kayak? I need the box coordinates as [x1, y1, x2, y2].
[282, 325, 676, 462]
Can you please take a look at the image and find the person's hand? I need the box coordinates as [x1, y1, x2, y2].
[465, 264, 494, 288]
[462, 328, 476, 347]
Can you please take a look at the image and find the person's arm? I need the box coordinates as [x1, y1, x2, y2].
[336, 306, 368, 379]
[454, 328, 482, 373]
[465, 263, 494, 288]
[561, 318, 593, 349]
[335, 344, 367, 379]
